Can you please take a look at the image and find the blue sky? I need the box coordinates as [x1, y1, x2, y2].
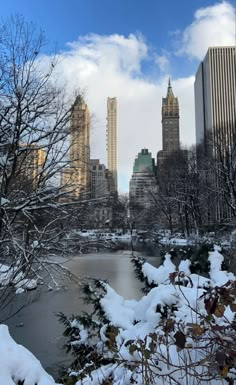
[1, 0, 235, 191]
[3, 0, 232, 76]
[1, 0, 222, 44]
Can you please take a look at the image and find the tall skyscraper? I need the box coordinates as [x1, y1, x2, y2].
[0, 143, 46, 192]
[195, 46, 236, 222]
[17, 144, 45, 191]
[24, 145, 46, 188]
[157, 79, 180, 170]
[61, 95, 90, 197]
[195, 46, 236, 155]
[106, 97, 117, 193]
[162, 79, 180, 152]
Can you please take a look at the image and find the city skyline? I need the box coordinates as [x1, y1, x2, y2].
[1, 0, 235, 192]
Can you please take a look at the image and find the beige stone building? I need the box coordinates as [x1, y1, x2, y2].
[28, 146, 46, 187]
[161, 79, 180, 153]
[106, 97, 118, 193]
[157, 79, 180, 171]
[14, 144, 46, 191]
[61, 95, 90, 198]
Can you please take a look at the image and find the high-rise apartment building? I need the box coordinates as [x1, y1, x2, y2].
[61, 95, 90, 197]
[0, 143, 45, 192]
[194, 46, 236, 222]
[23, 145, 46, 188]
[195, 46, 236, 155]
[157, 80, 180, 170]
[90, 159, 109, 199]
[129, 149, 157, 209]
[106, 97, 117, 193]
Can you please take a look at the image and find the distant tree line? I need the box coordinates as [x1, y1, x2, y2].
[123, 138, 236, 237]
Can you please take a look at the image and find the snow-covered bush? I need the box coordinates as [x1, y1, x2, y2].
[60, 246, 236, 385]
[0, 263, 37, 293]
[0, 324, 60, 385]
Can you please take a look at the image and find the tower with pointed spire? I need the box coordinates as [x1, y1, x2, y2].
[61, 95, 91, 198]
[161, 78, 180, 152]
[156, 79, 180, 173]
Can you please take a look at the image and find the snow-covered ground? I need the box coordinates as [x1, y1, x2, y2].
[158, 236, 193, 245]
[76, 230, 132, 241]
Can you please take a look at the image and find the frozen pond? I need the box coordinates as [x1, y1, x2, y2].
[5, 250, 161, 378]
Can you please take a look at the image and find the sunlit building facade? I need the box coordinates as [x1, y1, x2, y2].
[157, 79, 180, 170]
[61, 95, 90, 198]
[195, 46, 236, 155]
[194, 46, 236, 222]
[106, 97, 118, 194]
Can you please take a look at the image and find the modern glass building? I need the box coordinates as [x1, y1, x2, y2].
[194, 46, 236, 155]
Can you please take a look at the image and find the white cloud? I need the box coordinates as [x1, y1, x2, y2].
[55, 33, 195, 192]
[177, 1, 236, 59]
[155, 54, 170, 72]
[50, 1, 234, 192]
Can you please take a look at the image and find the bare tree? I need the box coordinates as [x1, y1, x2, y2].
[0, 15, 83, 319]
[195, 132, 236, 230]
[211, 139, 236, 224]
[152, 148, 215, 236]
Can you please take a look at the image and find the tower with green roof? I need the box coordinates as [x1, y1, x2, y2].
[129, 149, 157, 209]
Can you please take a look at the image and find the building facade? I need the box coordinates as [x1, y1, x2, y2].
[0, 143, 46, 192]
[195, 46, 236, 154]
[106, 97, 118, 194]
[194, 46, 236, 222]
[157, 79, 180, 170]
[129, 149, 157, 209]
[90, 159, 109, 199]
[23, 145, 46, 189]
[162, 78, 180, 152]
[61, 95, 90, 198]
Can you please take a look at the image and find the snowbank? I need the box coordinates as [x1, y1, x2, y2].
[209, 245, 234, 285]
[0, 325, 60, 385]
